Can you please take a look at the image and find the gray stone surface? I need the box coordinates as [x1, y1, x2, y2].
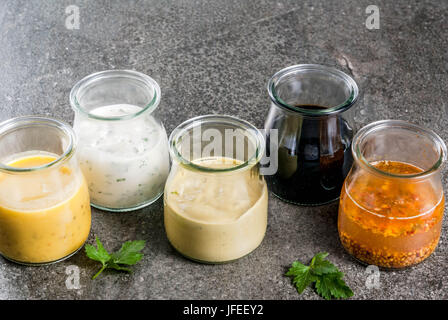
[0, 0, 447, 300]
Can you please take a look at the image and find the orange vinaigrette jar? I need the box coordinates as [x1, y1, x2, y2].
[338, 120, 446, 269]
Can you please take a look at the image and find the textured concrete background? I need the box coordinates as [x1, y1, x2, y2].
[0, 0, 447, 300]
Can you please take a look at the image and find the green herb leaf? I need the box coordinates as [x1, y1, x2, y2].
[315, 272, 353, 300]
[85, 237, 111, 266]
[285, 262, 316, 294]
[85, 237, 146, 279]
[108, 261, 133, 273]
[311, 252, 339, 275]
[286, 252, 353, 300]
[111, 240, 146, 265]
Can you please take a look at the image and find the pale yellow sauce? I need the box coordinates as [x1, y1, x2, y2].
[164, 157, 268, 263]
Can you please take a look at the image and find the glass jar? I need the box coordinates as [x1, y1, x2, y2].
[0, 116, 91, 265]
[164, 115, 268, 263]
[264, 64, 359, 205]
[70, 70, 170, 212]
[338, 120, 446, 269]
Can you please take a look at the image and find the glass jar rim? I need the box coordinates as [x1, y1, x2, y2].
[0, 116, 76, 173]
[353, 120, 447, 179]
[267, 64, 359, 116]
[169, 114, 265, 173]
[69, 69, 161, 121]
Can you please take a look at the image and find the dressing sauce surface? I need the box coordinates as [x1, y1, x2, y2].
[338, 160, 444, 268]
[75, 104, 170, 209]
[0, 154, 91, 263]
[164, 157, 268, 263]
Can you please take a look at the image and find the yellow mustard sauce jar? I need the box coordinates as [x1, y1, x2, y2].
[0, 116, 91, 265]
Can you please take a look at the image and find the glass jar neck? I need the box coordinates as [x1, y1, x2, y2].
[70, 70, 161, 122]
[352, 120, 447, 180]
[169, 115, 265, 173]
[267, 64, 358, 117]
[0, 116, 76, 173]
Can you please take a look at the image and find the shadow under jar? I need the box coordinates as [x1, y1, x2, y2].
[264, 64, 359, 205]
[70, 70, 170, 212]
[0, 116, 91, 265]
[164, 115, 268, 263]
[338, 120, 446, 269]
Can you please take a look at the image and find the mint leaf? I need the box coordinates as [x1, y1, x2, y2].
[286, 252, 353, 300]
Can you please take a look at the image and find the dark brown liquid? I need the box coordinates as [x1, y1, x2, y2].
[265, 105, 353, 205]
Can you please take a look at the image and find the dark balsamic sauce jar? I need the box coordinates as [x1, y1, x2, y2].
[264, 64, 359, 205]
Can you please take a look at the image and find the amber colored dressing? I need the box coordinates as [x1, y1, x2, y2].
[338, 160, 444, 268]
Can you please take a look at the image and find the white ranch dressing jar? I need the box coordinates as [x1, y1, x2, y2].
[70, 70, 169, 212]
